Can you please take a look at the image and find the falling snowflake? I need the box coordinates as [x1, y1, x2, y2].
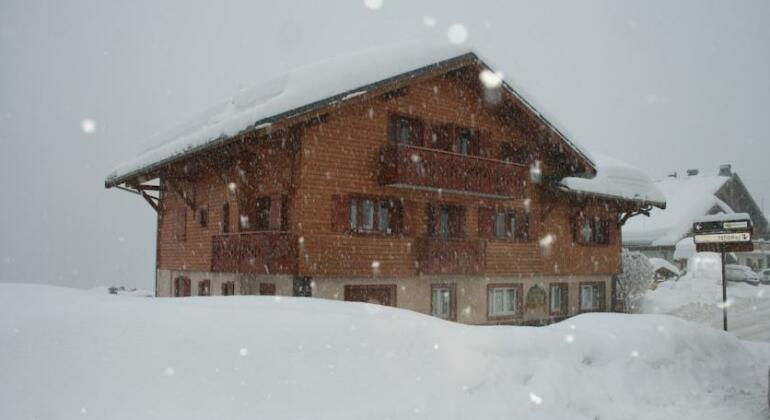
[239, 348, 249, 356]
[423, 16, 437, 27]
[564, 334, 575, 343]
[164, 367, 175, 377]
[529, 392, 543, 405]
[716, 298, 734, 309]
[630, 350, 640, 357]
[363, 0, 383, 10]
[81, 119, 96, 134]
[447, 24, 468, 44]
[479, 69, 503, 89]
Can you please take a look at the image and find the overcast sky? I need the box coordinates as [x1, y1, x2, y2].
[1, 0, 769, 290]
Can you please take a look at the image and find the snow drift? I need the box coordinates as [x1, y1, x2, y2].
[1, 283, 768, 420]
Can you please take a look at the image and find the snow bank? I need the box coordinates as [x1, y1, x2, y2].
[1, 283, 768, 420]
[559, 153, 665, 206]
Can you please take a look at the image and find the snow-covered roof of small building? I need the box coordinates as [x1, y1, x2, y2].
[623, 174, 732, 247]
[105, 43, 595, 187]
[648, 257, 681, 276]
[559, 153, 666, 207]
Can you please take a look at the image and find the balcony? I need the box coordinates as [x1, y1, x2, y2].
[211, 231, 298, 274]
[415, 236, 486, 275]
[378, 144, 529, 198]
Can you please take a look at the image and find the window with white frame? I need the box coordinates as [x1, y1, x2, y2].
[488, 286, 519, 317]
[580, 284, 601, 311]
[550, 284, 563, 313]
[431, 286, 451, 319]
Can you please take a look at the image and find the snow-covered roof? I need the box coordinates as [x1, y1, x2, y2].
[558, 153, 665, 207]
[623, 174, 732, 247]
[105, 43, 595, 187]
[648, 257, 681, 276]
[694, 212, 751, 224]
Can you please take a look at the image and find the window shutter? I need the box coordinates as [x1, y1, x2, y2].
[515, 211, 530, 240]
[598, 283, 606, 311]
[413, 118, 424, 147]
[175, 207, 187, 241]
[330, 194, 350, 233]
[426, 203, 436, 236]
[478, 207, 496, 238]
[474, 129, 486, 157]
[561, 285, 569, 314]
[424, 124, 435, 148]
[397, 200, 420, 236]
[387, 116, 397, 143]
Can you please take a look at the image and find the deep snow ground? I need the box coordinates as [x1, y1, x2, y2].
[643, 275, 770, 342]
[1, 283, 769, 420]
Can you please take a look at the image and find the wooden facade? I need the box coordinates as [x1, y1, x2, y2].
[109, 54, 652, 324]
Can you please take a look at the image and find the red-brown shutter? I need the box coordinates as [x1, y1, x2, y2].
[401, 200, 417, 236]
[478, 206, 496, 238]
[516, 211, 531, 240]
[387, 116, 397, 143]
[330, 194, 350, 233]
[413, 118, 424, 147]
[424, 123, 435, 148]
[474, 130, 488, 158]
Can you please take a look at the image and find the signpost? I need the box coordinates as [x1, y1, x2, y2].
[693, 213, 754, 331]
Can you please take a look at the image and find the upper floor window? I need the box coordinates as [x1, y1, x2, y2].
[389, 115, 422, 146]
[349, 197, 402, 234]
[479, 207, 530, 241]
[427, 203, 464, 239]
[575, 215, 611, 245]
[221, 202, 230, 233]
[455, 128, 477, 155]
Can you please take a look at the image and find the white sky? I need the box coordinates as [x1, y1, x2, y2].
[1, 0, 769, 289]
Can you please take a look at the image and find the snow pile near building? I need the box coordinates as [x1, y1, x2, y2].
[648, 257, 681, 276]
[623, 174, 731, 246]
[559, 153, 665, 206]
[2, 283, 768, 420]
[643, 253, 770, 341]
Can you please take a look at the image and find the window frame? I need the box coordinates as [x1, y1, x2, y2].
[389, 114, 423, 147]
[579, 282, 605, 312]
[427, 203, 465, 240]
[481, 206, 530, 242]
[430, 283, 456, 321]
[348, 195, 402, 235]
[221, 281, 236, 296]
[198, 279, 211, 296]
[549, 282, 568, 315]
[574, 213, 611, 246]
[486, 283, 523, 320]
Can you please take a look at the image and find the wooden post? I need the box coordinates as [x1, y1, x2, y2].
[721, 243, 727, 331]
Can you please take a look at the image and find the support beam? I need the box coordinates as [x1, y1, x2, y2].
[141, 190, 159, 213]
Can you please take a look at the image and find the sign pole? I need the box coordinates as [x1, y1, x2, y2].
[721, 243, 727, 332]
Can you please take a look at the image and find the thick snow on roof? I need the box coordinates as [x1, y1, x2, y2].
[623, 174, 731, 247]
[673, 237, 696, 261]
[106, 43, 595, 186]
[694, 212, 751, 223]
[648, 257, 681, 276]
[559, 153, 665, 206]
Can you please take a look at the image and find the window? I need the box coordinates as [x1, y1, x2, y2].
[431, 285, 454, 320]
[389, 115, 422, 146]
[197, 206, 208, 228]
[222, 281, 235, 296]
[174, 277, 190, 297]
[349, 197, 401, 234]
[481, 208, 529, 241]
[428, 204, 464, 239]
[259, 283, 276, 296]
[198, 280, 211, 296]
[221, 203, 230, 233]
[575, 215, 611, 245]
[293, 277, 312, 297]
[488, 285, 520, 317]
[550, 283, 567, 314]
[580, 283, 604, 311]
[454, 128, 476, 155]
[344, 285, 397, 306]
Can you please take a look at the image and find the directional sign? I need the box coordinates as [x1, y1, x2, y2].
[693, 232, 751, 244]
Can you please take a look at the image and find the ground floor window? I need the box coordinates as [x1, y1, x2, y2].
[174, 277, 191, 297]
[344, 284, 396, 307]
[550, 283, 568, 315]
[580, 282, 605, 311]
[431, 284, 455, 320]
[293, 277, 312, 297]
[222, 281, 235, 296]
[259, 282, 276, 296]
[488, 284, 522, 318]
[198, 280, 211, 296]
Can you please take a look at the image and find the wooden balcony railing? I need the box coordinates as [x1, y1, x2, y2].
[211, 231, 298, 274]
[415, 236, 486, 275]
[378, 144, 528, 198]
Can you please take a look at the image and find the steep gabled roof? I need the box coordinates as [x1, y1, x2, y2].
[104, 43, 596, 188]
